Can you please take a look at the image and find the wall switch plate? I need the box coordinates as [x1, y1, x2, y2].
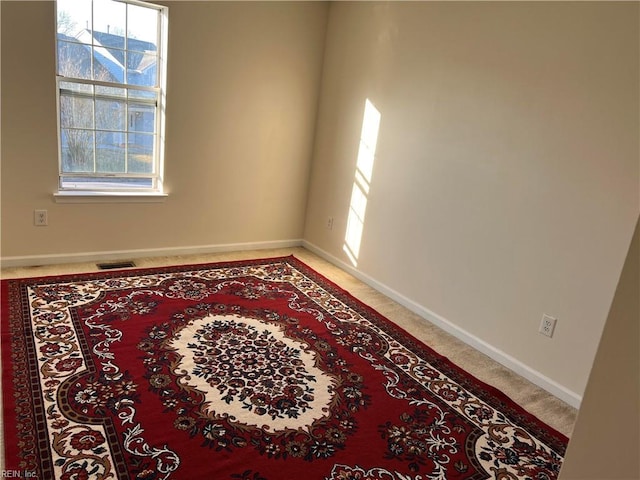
[539, 314, 557, 338]
[34, 209, 48, 226]
[327, 216, 334, 230]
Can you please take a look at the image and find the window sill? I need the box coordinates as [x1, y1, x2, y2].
[54, 190, 169, 204]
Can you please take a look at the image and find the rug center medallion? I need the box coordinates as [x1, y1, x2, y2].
[169, 314, 335, 431]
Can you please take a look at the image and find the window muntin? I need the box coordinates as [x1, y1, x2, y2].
[56, 0, 166, 192]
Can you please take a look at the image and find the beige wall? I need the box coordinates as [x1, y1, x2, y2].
[304, 2, 639, 397]
[1, 1, 328, 258]
[560, 217, 639, 479]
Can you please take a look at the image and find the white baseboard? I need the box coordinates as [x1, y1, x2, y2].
[0, 239, 304, 269]
[302, 240, 582, 409]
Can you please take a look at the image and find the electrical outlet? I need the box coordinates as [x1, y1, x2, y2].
[539, 314, 557, 338]
[327, 216, 334, 230]
[34, 209, 48, 226]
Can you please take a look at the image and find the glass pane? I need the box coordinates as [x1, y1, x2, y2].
[128, 4, 159, 46]
[61, 129, 94, 173]
[93, 0, 125, 47]
[128, 89, 157, 101]
[57, 41, 92, 79]
[128, 104, 155, 132]
[93, 47, 125, 83]
[96, 132, 125, 172]
[96, 98, 125, 131]
[127, 133, 154, 173]
[127, 53, 157, 87]
[57, 0, 91, 40]
[60, 93, 94, 129]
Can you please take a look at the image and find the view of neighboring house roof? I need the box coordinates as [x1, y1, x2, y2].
[58, 29, 157, 85]
[92, 30, 156, 67]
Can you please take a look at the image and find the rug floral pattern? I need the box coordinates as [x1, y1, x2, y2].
[2, 257, 567, 479]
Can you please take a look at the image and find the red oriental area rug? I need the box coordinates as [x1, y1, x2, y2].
[1, 256, 567, 479]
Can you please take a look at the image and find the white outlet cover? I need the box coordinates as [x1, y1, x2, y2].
[539, 314, 557, 338]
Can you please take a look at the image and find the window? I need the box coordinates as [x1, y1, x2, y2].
[55, 0, 167, 195]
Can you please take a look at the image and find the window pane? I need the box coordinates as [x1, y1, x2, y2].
[96, 132, 126, 172]
[57, 0, 91, 40]
[58, 41, 92, 79]
[94, 47, 125, 83]
[128, 4, 158, 46]
[60, 94, 94, 129]
[93, 0, 125, 47]
[96, 98, 125, 131]
[61, 129, 94, 172]
[128, 89, 157, 101]
[127, 53, 157, 87]
[128, 133, 154, 173]
[129, 104, 155, 133]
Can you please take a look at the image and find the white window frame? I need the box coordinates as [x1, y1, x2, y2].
[54, 0, 168, 202]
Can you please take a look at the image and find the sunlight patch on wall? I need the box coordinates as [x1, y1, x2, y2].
[344, 99, 381, 266]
